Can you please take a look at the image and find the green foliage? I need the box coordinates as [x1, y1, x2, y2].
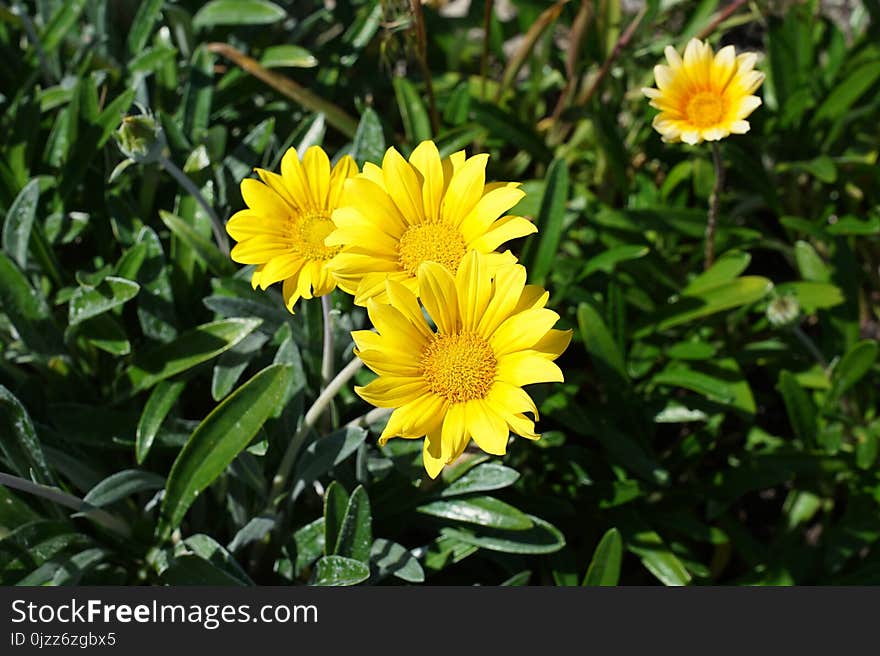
[0, 0, 878, 587]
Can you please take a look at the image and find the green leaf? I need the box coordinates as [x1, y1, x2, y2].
[83, 470, 165, 507]
[794, 241, 830, 282]
[312, 555, 370, 586]
[440, 514, 565, 554]
[323, 481, 350, 558]
[158, 364, 293, 537]
[334, 485, 372, 563]
[41, 0, 87, 52]
[211, 332, 269, 401]
[778, 371, 817, 445]
[291, 518, 325, 578]
[526, 158, 569, 286]
[440, 463, 520, 497]
[418, 496, 534, 530]
[179, 534, 254, 584]
[160, 554, 249, 585]
[582, 528, 623, 586]
[578, 302, 628, 382]
[653, 359, 756, 415]
[68, 276, 140, 326]
[393, 77, 432, 144]
[136, 380, 186, 464]
[351, 107, 386, 166]
[370, 539, 424, 583]
[193, 0, 287, 28]
[828, 340, 878, 405]
[17, 548, 107, 586]
[118, 318, 261, 398]
[291, 426, 368, 501]
[814, 61, 880, 123]
[683, 250, 752, 294]
[260, 45, 317, 68]
[0, 385, 53, 484]
[159, 210, 233, 276]
[127, 0, 165, 55]
[649, 277, 773, 333]
[76, 314, 131, 356]
[774, 281, 844, 312]
[580, 245, 649, 279]
[0, 252, 63, 354]
[627, 529, 692, 586]
[2, 179, 40, 268]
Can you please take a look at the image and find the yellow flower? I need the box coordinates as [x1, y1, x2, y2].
[353, 250, 571, 478]
[642, 38, 764, 145]
[327, 140, 537, 305]
[226, 146, 358, 312]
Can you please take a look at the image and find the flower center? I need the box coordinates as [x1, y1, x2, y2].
[292, 211, 339, 261]
[421, 331, 497, 403]
[397, 222, 467, 277]
[686, 92, 725, 128]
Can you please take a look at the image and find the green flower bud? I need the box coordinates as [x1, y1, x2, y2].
[114, 114, 166, 164]
[766, 294, 800, 327]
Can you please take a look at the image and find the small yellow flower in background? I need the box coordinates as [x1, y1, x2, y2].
[226, 146, 358, 312]
[643, 38, 765, 145]
[327, 140, 537, 305]
[353, 250, 571, 478]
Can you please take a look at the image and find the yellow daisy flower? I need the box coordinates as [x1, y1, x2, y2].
[353, 250, 571, 478]
[327, 140, 537, 305]
[642, 38, 764, 145]
[226, 146, 358, 312]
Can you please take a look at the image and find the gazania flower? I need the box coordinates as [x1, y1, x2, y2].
[642, 38, 764, 144]
[226, 146, 358, 312]
[353, 250, 571, 478]
[327, 140, 536, 305]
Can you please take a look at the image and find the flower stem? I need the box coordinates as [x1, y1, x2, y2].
[480, 0, 494, 100]
[159, 155, 229, 257]
[267, 356, 365, 507]
[705, 141, 725, 270]
[321, 296, 334, 388]
[0, 471, 130, 538]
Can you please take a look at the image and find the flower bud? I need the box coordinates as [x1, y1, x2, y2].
[766, 294, 800, 327]
[114, 114, 166, 164]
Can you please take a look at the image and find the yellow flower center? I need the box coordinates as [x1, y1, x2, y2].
[397, 222, 466, 277]
[293, 211, 339, 261]
[686, 91, 725, 128]
[421, 331, 497, 403]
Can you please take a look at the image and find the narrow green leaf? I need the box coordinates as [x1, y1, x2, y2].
[580, 245, 649, 279]
[440, 515, 565, 554]
[334, 485, 372, 563]
[260, 44, 317, 68]
[583, 528, 623, 586]
[0, 252, 63, 354]
[312, 555, 370, 586]
[41, 0, 87, 52]
[418, 496, 534, 530]
[814, 61, 880, 122]
[649, 277, 773, 333]
[778, 371, 817, 445]
[159, 210, 233, 276]
[440, 463, 520, 497]
[2, 179, 40, 268]
[323, 481, 350, 558]
[794, 241, 830, 282]
[351, 107, 386, 166]
[136, 380, 186, 464]
[527, 158, 569, 286]
[577, 303, 628, 382]
[370, 539, 424, 583]
[180, 534, 254, 584]
[828, 340, 878, 404]
[683, 250, 751, 294]
[159, 364, 293, 537]
[0, 385, 53, 484]
[68, 276, 140, 326]
[774, 281, 844, 312]
[627, 530, 692, 586]
[119, 318, 261, 398]
[393, 77, 432, 143]
[292, 426, 368, 501]
[83, 470, 165, 507]
[193, 0, 287, 28]
[161, 554, 249, 585]
[127, 0, 165, 55]
[77, 314, 131, 356]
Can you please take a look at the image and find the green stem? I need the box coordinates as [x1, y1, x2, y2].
[321, 296, 334, 389]
[159, 156, 229, 256]
[0, 471, 130, 538]
[705, 141, 724, 270]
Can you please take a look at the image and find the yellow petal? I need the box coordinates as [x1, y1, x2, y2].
[409, 141, 444, 222]
[386, 278, 432, 337]
[367, 298, 429, 348]
[328, 155, 357, 209]
[303, 146, 331, 209]
[280, 148, 314, 208]
[440, 153, 488, 226]
[486, 380, 539, 419]
[533, 328, 572, 359]
[382, 147, 425, 224]
[418, 261, 460, 334]
[455, 250, 491, 332]
[440, 403, 469, 462]
[489, 307, 560, 356]
[355, 376, 425, 407]
[477, 263, 527, 336]
[459, 186, 526, 242]
[422, 432, 445, 479]
[496, 351, 564, 386]
[465, 400, 509, 456]
[256, 168, 300, 209]
[257, 254, 305, 289]
[230, 237, 291, 264]
[468, 215, 537, 252]
[241, 178, 291, 218]
[338, 178, 408, 234]
[282, 275, 302, 313]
